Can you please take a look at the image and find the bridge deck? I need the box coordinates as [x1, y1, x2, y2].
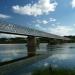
[0, 20, 69, 40]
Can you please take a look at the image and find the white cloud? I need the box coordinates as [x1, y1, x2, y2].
[73, 24, 75, 26]
[12, 0, 57, 16]
[0, 34, 27, 38]
[36, 19, 48, 24]
[35, 22, 75, 36]
[0, 13, 11, 19]
[71, 0, 75, 8]
[48, 25, 74, 36]
[36, 19, 41, 23]
[42, 20, 48, 24]
[35, 24, 46, 31]
[34, 22, 75, 36]
[35, 24, 41, 28]
[50, 18, 56, 22]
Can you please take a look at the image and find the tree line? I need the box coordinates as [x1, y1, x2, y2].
[0, 36, 74, 44]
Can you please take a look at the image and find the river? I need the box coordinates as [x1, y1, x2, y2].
[0, 43, 75, 69]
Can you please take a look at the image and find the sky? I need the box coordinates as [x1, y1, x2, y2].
[0, 0, 75, 38]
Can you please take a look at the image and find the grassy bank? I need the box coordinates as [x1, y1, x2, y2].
[32, 67, 75, 75]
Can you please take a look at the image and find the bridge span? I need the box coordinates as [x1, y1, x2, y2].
[0, 20, 70, 75]
[0, 20, 69, 56]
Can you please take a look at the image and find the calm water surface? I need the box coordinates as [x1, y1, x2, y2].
[0, 43, 75, 69]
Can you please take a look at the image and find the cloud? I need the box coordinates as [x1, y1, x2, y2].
[42, 20, 48, 24]
[35, 24, 46, 31]
[34, 22, 75, 36]
[0, 33, 27, 38]
[36, 19, 42, 23]
[35, 24, 41, 28]
[35, 21, 75, 36]
[36, 19, 48, 24]
[71, 0, 75, 8]
[0, 13, 11, 19]
[50, 18, 56, 22]
[12, 0, 57, 16]
[48, 25, 74, 36]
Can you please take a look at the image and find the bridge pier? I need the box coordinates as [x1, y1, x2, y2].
[27, 36, 36, 57]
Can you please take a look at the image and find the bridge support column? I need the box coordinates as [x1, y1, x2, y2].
[27, 36, 36, 57]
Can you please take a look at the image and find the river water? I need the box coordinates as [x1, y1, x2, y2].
[0, 43, 75, 69]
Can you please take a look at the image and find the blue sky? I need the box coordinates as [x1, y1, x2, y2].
[0, 0, 75, 37]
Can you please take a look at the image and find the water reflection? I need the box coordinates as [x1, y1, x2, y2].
[36, 43, 75, 69]
[1, 43, 75, 75]
[0, 43, 75, 69]
[50, 54, 75, 60]
[0, 44, 27, 62]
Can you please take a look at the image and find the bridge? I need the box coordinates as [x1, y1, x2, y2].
[0, 20, 70, 75]
[0, 20, 69, 56]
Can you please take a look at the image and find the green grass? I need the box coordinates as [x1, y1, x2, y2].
[32, 67, 75, 75]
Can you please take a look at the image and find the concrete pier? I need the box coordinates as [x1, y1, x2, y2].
[27, 36, 36, 57]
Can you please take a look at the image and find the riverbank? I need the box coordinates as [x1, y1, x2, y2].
[32, 67, 75, 75]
